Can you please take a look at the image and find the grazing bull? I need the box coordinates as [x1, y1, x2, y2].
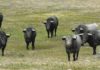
[0, 13, 3, 28]
[43, 16, 58, 38]
[0, 31, 10, 56]
[62, 34, 82, 61]
[72, 23, 98, 45]
[23, 27, 36, 50]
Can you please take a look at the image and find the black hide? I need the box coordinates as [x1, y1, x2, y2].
[23, 27, 36, 50]
[0, 13, 3, 28]
[0, 31, 10, 56]
[44, 16, 58, 38]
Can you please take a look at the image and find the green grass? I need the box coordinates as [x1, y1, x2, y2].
[0, 0, 100, 70]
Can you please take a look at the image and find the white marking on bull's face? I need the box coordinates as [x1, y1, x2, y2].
[25, 31, 32, 38]
[45, 23, 50, 30]
[65, 37, 72, 47]
[50, 20, 54, 23]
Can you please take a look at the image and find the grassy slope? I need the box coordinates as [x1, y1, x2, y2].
[0, 0, 100, 70]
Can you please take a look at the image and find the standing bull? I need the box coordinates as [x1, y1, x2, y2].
[0, 31, 10, 56]
[23, 27, 36, 50]
[72, 23, 98, 45]
[0, 13, 3, 28]
[62, 34, 82, 61]
[86, 30, 100, 55]
[43, 16, 58, 38]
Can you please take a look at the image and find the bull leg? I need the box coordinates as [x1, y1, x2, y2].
[26, 42, 29, 50]
[55, 28, 57, 36]
[0, 23, 1, 28]
[2, 47, 5, 56]
[67, 52, 70, 61]
[73, 53, 76, 61]
[32, 41, 35, 50]
[76, 51, 79, 60]
[47, 31, 50, 38]
[93, 46, 96, 55]
[51, 31, 53, 38]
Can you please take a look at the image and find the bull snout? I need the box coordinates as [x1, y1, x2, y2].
[66, 41, 71, 47]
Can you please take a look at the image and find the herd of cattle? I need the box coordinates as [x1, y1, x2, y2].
[62, 23, 100, 61]
[0, 13, 100, 61]
[0, 13, 59, 56]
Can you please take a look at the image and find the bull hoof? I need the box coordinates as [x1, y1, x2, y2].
[32, 48, 35, 50]
[81, 44, 84, 46]
[26, 48, 29, 50]
[93, 53, 96, 55]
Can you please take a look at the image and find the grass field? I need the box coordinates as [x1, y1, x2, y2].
[0, 0, 100, 70]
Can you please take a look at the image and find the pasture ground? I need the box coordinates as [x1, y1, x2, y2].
[0, 0, 100, 70]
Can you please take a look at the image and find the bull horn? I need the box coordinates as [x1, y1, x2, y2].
[79, 33, 83, 36]
[62, 36, 66, 40]
[93, 23, 98, 27]
[6, 34, 10, 37]
[72, 28, 75, 32]
[6, 34, 10, 36]
[50, 21, 54, 23]
[72, 35, 77, 39]
[88, 33, 92, 36]
[23, 29, 26, 32]
[80, 28, 83, 30]
[43, 21, 46, 24]
[32, 29, 35, 31]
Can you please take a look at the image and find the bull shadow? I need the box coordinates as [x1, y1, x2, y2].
[35, 37, 60, 50]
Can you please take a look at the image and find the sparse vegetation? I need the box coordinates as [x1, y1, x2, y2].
[0, 0, 100, 70]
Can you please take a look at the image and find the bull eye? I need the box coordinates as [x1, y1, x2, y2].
[80, 30, 84, 33]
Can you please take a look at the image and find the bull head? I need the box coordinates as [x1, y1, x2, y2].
[79, 28, 84, 33]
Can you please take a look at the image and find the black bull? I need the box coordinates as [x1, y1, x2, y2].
[86, 30, 100, 55]
[0, 31, 10, 56]
[23, 27, 36, 50]
[0, 13, 3, 28]
[44, 16, 58, 38]
[62, 34, 82, 61]
[72, 23, 98, 55]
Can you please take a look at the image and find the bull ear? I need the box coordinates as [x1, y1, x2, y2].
[32, 29, 35, 32]
[79, 33, 83, 36]
[43, 21, 46, 24]
[6, 34, 10, 38]
[23, 29, 26, 32]
[72, 35, 76, 40]
[72, 28, 75, 32]
[88, 33, 92, 36]
[62, 36, 66, 40]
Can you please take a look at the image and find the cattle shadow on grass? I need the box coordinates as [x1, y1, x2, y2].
[36, 44, 54, 50]
[95, 52, 100, 59]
